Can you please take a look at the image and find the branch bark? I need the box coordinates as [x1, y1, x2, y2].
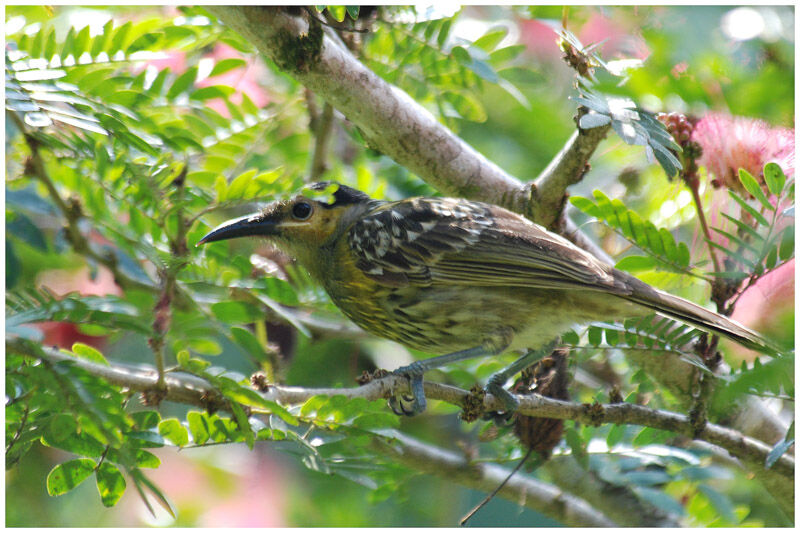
[207, 6, 563, 218]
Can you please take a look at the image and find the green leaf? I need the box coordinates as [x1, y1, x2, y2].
[62, 27, 76, 58]
[134, 449, 161, 468]
[47, 458, 97, 496]
[587, 326, 602, 346]
[109, 21, 132, 54]
[738, 169, 774, 211]
[208, 58, 247, 78]
[489, 44, 526, 65]
[45, 414, 78, 443]
[187, 411, 210, 445]
[565, 427, 588, 468]
[443, 91, 487, 122]
[229, 402, 254, 450]
[633, 427, 671, 446]
[437, 18, 452, 48]
[131, 411, 161, 430]
[96, 462, 126, 507]
[561, 330, 580, 346]
[41, 431, 106, 457]
[698, 484, 737, 524]
[327, 5, 346, 22]
[74, 25, 92, 58]
[606, 424, 626, 447]
[615, 255, 655, 272]
[158, 418, 189, 447]
[217, 380, 298, 426]
[90, 20, 113, 57]
[43, 27, 57, 60]
[230, 326, 266, 361]
[342, 5, 358, 19]
[225, 169, 257, 200]
[179, 355, 211, 373]
[190, 85, 235, 101]
[130, 469, 176, 518]
[124, 430, 165, 448]
[117, 131, 159, 157]
[30, 26, 45, 58]
[186, 338, 222, 355]
[167, 66, 198, 99]
[634, 486, 685, 517]
[728, 190, 770, 227]
[210, 301, 264, 323]
[763, 162, 786, 196]
[474, 28, 508, 51]
[451, 45, 471, 64]
[779, 226, 794, 261]
[71, 342, 109, 366]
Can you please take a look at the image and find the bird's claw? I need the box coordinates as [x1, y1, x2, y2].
[389, 364, 427, 416]
[388, 393, 419, 416]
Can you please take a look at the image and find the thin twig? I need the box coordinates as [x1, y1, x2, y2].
[309, 101, 335, 180]
[689, 184, 723, 276]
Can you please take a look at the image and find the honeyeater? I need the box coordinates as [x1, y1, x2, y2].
[198, 181, 777, 414]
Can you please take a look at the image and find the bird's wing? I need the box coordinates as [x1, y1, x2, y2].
[347, 197, 627, 293]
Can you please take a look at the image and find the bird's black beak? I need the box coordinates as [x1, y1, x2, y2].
[197, 211, 278, 246]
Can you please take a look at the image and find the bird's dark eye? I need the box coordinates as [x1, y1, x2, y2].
[292, 201, 313, 220]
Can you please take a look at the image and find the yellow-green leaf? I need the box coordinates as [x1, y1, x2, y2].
[71, 342, 109, 366]
[96, 462, 126, 507]
[47, 458, 96, 496]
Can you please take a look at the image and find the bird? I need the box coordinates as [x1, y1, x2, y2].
[198, 181, 778, 414]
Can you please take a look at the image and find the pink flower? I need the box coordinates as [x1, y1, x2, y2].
[692, 113, 795, 192]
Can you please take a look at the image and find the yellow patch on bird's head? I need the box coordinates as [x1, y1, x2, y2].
[198, 181, 374, 277]
[258, 182, 373, 270]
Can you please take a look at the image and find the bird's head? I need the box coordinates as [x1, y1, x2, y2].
[197, 181, 374, 266]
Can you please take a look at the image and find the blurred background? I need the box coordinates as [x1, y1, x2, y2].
[6, 4, 794, 526]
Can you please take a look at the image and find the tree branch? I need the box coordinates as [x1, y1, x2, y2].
[541, 456, 680, 526]
[207, 6, 530, 213]
[370, 432, 617, 527]
[530, 125, 611, 228]
[309, 101, 335, 181]
[14, 339, 792, 482]
[13, 339, 613, 527]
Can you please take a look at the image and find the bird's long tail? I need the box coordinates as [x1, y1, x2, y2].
[623, 280, 782, 355]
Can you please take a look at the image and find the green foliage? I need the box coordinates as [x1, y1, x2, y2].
[5, 5, 794, 527]
[364, 6, 530, 130]
[570, 191, 696, 276]
[558, 29, 683, 178]
[709, 164, 794, 281]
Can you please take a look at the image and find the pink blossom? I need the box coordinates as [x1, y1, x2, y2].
[692, 113, 795, 192]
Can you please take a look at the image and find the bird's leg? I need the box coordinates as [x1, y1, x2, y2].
[390, 346, 491, 415]
[486, 339, 559, 413]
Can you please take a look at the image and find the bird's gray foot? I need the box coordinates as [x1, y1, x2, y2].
[487, 373, 521, 413]
[390, 362, 427, 416]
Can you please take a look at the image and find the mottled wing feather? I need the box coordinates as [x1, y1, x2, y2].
[348, 198, 625, 293]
